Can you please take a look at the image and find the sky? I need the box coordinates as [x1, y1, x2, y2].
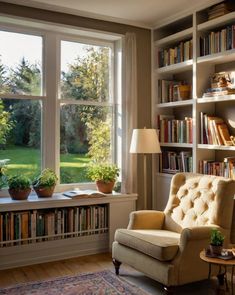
[0, 31, 92, 73]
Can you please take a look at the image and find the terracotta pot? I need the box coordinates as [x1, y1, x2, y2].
[96, 180, 115, 194]
[209, 244, 223, 256]
[34, 185, 55, 198]
[8, 188, 31, 200]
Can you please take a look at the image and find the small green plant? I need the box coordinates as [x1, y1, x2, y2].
[87, 164, 119, 183]
[8, 175, 31, 190]
[210, 228, 225, 246]
[32, 168, 58, 188]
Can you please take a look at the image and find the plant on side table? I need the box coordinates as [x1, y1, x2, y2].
[210, 228, 225, 256]
[32, 168, 58, 198]
[87, 164, 120, 193]
[8, 175, 31, 200]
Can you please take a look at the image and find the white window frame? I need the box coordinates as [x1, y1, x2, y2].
[0, 17, 123, 194]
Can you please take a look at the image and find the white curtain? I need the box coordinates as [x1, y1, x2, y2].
[121, 32, 137, 194]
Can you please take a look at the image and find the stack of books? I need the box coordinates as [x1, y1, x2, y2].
[208, 1, 235, 20]
[203, 71, 235, 97]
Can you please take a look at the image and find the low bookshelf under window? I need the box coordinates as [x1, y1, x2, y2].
[0, 192, 137, 270]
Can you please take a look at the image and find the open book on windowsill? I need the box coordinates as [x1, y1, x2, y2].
[62, 189, 107, 199]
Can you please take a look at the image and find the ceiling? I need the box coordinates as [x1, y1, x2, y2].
[2, 0, 221, 28]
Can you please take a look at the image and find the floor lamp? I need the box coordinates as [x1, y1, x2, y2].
[130, 128, 161, 210]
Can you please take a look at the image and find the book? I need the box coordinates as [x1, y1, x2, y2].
[63, 190, 106, 199]
[217, 123, 233, 145]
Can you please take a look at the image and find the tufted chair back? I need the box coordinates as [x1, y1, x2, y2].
[164, 173, 235, 238]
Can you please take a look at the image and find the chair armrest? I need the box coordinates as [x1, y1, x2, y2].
[127, 210, 165, 230]
[180, 225, 222, 249]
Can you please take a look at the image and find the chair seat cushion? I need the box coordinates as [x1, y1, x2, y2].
[115, 229, 180, 261]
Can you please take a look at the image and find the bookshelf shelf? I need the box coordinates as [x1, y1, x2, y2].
[156, 60, 193, 74]
[197, 144, 235, 151]
[197, 95, 235, 104]
[155, 27, 193, 47]
[198, 11, 235, 31]
[0, 193, 137, 269]
[160, 143, 193, 148]
[157, 99, 193, 108]
[152, 2, 235, 210]
[197, 49, 235, 64]
[156, 172, 174, 179]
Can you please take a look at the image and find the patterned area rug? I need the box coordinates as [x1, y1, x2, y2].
[0, 270, 149, 295]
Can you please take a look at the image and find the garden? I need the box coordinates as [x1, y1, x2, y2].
[0, 43, 112, 184]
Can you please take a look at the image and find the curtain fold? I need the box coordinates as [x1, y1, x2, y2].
[121, 32, 137, 194]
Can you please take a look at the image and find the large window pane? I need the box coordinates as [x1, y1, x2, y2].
[60, 41, 111, 102]
[0, 99, 41, 180]
[60, 104, 112, 183]
[0, 31, 42, 96]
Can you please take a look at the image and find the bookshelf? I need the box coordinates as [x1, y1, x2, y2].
[152, 1, 235, 210]
[0, 192, 137, 269]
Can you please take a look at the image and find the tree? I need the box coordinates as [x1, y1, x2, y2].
[86, 117, 111, 163]
[9, 57, 41, 95]
[5, 58, 41, 148]
[60, 46, 111, 158]
[0, 57, 10, 94]
[61, 46, 109, 101]
[0, 100, 14, 146]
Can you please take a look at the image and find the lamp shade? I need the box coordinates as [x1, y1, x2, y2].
[130, 129, 161, 154]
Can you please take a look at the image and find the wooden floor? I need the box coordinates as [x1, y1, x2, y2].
[0, 253, 231, 294]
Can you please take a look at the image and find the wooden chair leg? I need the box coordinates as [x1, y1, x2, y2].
[112, 259, 122, 275]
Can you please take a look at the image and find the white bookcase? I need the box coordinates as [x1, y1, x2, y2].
[152, 2, 235, 210]
[0, 193, 137, 269]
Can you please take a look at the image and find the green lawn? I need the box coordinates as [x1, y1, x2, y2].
[0, 146, 90, 183]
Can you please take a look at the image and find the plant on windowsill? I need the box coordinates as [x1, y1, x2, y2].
[32, 168, 58, 198]
[7, 175, 31, 200]
[87, 163, 120, 193]
[209, 228, 225, 256]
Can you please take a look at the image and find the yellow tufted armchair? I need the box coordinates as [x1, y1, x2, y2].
[112, 173, 235, 293]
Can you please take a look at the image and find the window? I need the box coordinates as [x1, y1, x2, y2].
[0, 23, 121, 188]
[0, 30, 42, 180]
[60, 40, 114, 184]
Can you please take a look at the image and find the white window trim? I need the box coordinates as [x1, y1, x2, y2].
[0, 17, 123, 194]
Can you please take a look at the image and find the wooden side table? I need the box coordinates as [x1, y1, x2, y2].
[200, 250, 235, 294]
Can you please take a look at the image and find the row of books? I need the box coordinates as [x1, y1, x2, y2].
[199, 157, 235, 179]
[158, 39, 192, 68]
[0, 205, 108, 246]
[203, 87, 235, 97]
[158, 80, 191, 103]
[200, 113, 233, 146]
[158, 115, 193, 143]
[160, 151, 193, 174]
[200, 24, 235, 56]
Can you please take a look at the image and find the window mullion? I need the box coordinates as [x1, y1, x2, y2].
[42, 33, 60, 176]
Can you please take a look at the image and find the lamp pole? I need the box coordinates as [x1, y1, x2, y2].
[143, 153, 147, 210]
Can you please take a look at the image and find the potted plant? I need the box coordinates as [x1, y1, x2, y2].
[87, 164, 120, 193]
[210, 228, 225, 255]
[8, 175, 31, 200]
[32, 168, 58, 198]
